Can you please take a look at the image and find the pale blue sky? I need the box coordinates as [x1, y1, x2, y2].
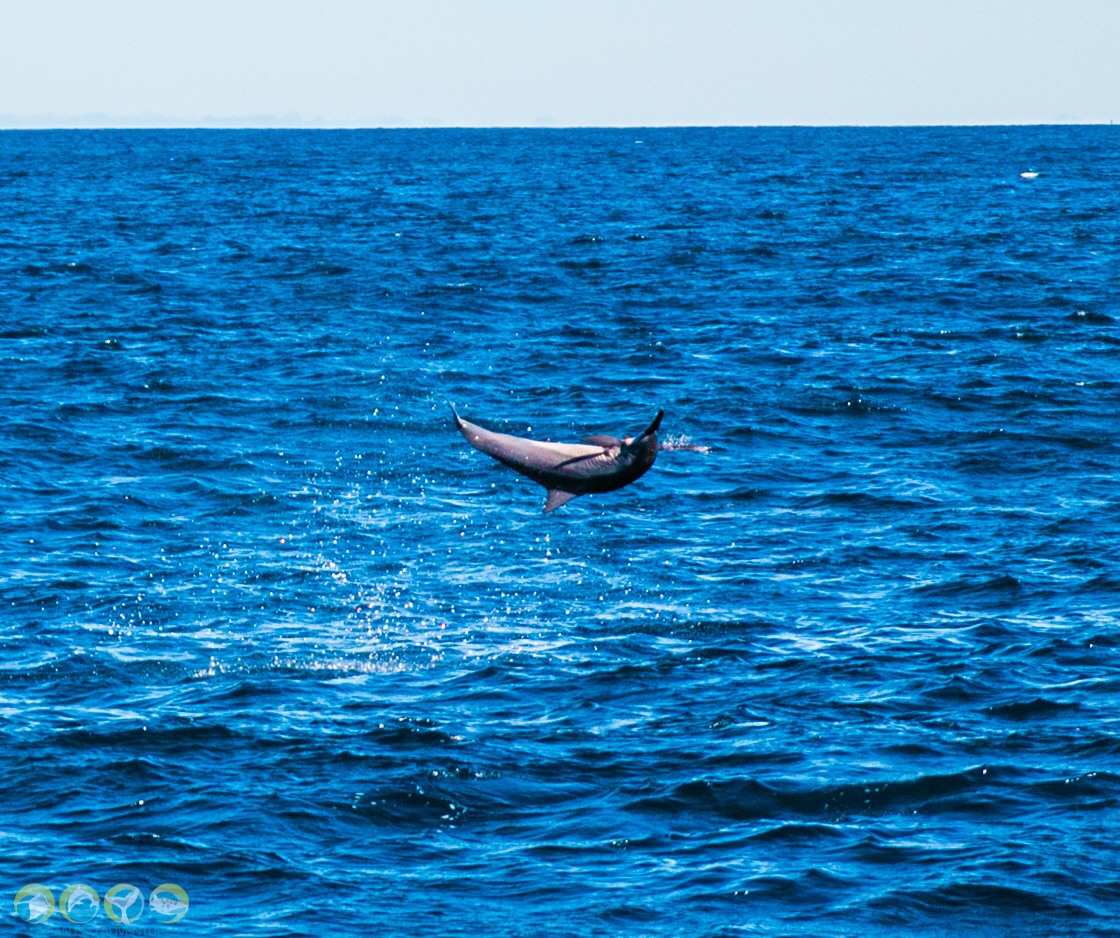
[1, 0, 1117, 127]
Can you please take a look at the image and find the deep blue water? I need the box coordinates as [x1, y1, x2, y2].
[2, 127, 1120, 936]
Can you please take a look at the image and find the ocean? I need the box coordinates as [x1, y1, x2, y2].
[2, 126, 1119, 936]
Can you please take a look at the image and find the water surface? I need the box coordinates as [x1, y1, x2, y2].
[2, 127, 1119, 936]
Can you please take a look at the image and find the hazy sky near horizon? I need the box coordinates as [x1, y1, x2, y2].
[1, 0, 1118, 127]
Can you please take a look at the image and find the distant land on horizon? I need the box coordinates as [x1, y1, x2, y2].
[0, 115, 1115, 130]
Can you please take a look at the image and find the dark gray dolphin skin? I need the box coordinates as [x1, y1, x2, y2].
[452, 406, 664, 512]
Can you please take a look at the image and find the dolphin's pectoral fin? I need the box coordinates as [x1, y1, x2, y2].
[543, 489, 579, 513]
[554, 451, 609, 470]
[582, 434, 622, 447]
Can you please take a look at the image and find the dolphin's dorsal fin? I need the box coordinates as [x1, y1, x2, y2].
[543, 489, 579, 513]
[582, 434, 622, 448]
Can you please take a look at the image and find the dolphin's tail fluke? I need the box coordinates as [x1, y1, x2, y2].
[637, 409, 664, 441]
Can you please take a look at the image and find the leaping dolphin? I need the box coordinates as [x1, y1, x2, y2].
[452, 406, 663, 512]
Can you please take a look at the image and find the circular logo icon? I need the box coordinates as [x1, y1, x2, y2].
[59, 884, 100, 924]
[149, 883, 189, 924]
[103, 883, 145, 924]
[14, 884, 55, 924]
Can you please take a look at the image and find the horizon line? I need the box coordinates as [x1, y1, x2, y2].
[0, 120, 1116, 131]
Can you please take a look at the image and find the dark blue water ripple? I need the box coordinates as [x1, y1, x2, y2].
[3, 127, 1120, 936]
